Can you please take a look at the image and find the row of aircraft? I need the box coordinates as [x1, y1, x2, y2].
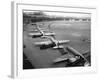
[28, 23, 70, 50]
[28, 23, 55, 38]
[28, 23, 90, 67]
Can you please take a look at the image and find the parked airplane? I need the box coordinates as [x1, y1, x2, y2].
[28, 24, 55, 38]
[66, 46, 88, 62]
[34, 36, 70, 50]
[53, 46, 90, 66]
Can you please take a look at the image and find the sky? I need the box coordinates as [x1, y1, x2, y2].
[23, 10, 91, 18]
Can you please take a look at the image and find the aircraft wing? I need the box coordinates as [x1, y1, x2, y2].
[44, 32, 55, 36]
[53, 54, 71, 63]
[28, 32, 40, 36]
[32, 30, 39, 32]
[34, 41, 51, 46]
[52, 45, 64, 50]
[58, 40, 70, 45]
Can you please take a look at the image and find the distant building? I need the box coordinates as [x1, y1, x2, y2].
[23, 12, 91, 24]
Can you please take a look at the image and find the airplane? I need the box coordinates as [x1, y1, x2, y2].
[66, 46, 88, 62]
[34, 36, 70, 50]
[28, 23, 55, 38]
[53, 46, 90, 66]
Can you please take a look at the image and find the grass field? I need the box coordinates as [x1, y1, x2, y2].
[23, 21, 91, 69]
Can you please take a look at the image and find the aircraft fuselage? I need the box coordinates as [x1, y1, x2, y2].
[32, 34, 43, 38]
[40, 42, 56, 50]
